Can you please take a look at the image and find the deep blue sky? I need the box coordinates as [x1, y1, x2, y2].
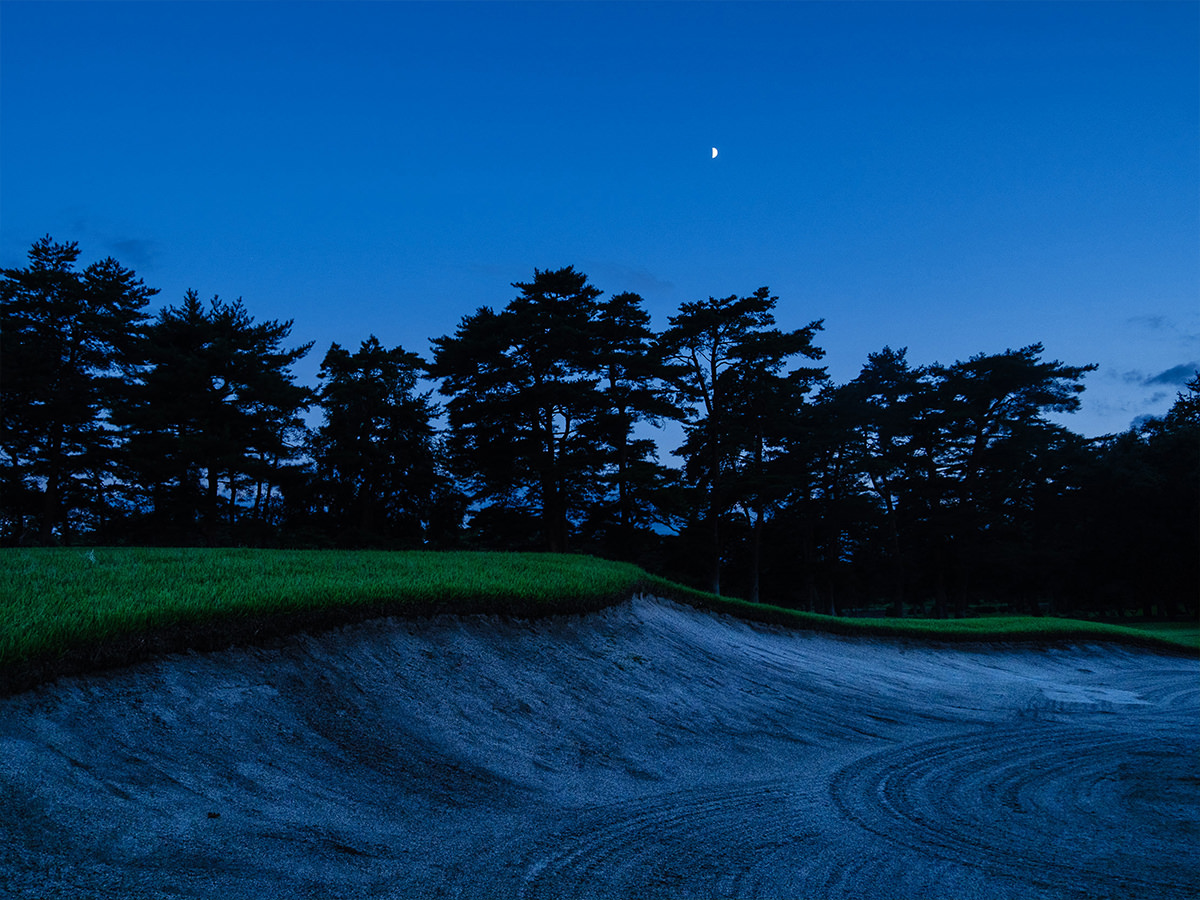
[3, 1, 1197, 437]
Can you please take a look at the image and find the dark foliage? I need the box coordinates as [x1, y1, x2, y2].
[295, 336, 461, 548]
[659, 287, 825, 595]
[429, 268, 674, 553]
[113, 290, 312, 545]
[3, 237, 1193, 619]
[1, 237, 156, 543]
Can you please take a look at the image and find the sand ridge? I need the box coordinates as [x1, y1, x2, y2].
[1, 597, 1196, 898]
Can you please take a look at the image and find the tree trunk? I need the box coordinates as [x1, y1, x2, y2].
[227, 476, 238, 527]
[934, 543, 949, 619]
[869, 473, 905, 618]
[205, 467, 220, 546]
[617, 423, 631, 557]
[888, 513, 904, 618]
[749, 421, 765, 605]
[39, 425, 63, 545]
[540, 407, 567, 553]
[708, 416, 721, 595]
[827, 521, 840, 616]
[954, 540, 970, 618]
[39, 467, 60, 545]
[253, 466, 265, 520]
[749, 501, 763, 604]
[542, 472, 564, 552]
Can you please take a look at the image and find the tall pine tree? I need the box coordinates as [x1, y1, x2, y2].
[429, 267, 605, 551]
[306, 336, 451, 547]
[0, 236, 156, 543]
[660, 287, 823, 595]
[118, 290, 311, 544]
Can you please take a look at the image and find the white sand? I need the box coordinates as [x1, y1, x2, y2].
[1, 597, 1196, 899]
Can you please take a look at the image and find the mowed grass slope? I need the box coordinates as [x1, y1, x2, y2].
[1, 547, 1194, 692]
[0, 547, 644, 664]
[690, 590, 1197, 648]
[1, 548, 645, 691]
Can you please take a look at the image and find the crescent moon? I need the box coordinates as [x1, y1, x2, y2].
[712, 147, 718, 159]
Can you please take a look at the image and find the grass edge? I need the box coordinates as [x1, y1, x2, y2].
[2, 550, 1194, 696]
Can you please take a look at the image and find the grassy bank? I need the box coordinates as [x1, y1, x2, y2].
[1, 548, 1193, 693]
[643, 576, 1198, 652]
[1112, 620, 1200, 648]
[0, 548, 646, 692]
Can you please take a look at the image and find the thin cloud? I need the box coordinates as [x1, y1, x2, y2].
[1145, 363, 1199, 386]
[1124, 315, 1200, 349]
[1126, 314, 1170, 331]
[108, 238, 161, 269]
[49, 211, 161, 271]
[587, 261, 675, 298]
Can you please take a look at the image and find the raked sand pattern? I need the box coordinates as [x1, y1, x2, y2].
[1, 597, 1196, 899]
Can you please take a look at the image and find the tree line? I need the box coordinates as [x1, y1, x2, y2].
[3, 236, 1196, 619]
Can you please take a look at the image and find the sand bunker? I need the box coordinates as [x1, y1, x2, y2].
[1, 597, 1196, 899]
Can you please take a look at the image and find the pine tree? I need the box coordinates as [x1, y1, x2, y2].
[660, 287, 823, 595]
[0, 236, 156, 543]
[118, 291, 311, 544]
[307, 336, 451, 546]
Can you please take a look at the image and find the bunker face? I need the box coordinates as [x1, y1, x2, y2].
[1, 598, 1196, 899]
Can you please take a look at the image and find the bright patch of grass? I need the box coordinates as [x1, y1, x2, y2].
[1, 548, 1192, 693]
[0, 548, 644, 673]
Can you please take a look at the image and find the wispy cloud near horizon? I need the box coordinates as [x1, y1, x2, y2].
[1145, 363, 1199, 386]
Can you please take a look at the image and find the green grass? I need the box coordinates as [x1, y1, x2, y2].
[0, 547, 644, 666]
[1, 547, 1193, 692]
[643, 576, 1199, 652]
[1111, 620, 1200, 651]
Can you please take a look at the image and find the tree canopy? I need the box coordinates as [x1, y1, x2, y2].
[3, 237, 1193, 620]
[1, 236, 157, 543]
